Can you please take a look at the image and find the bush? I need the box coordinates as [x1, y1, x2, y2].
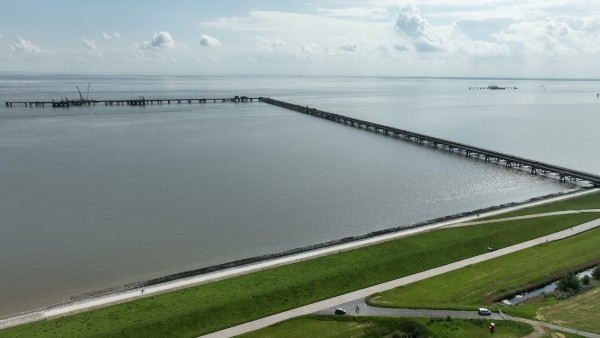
[581, 275, 591, 286]
[557, 272, 580, 293]
[592, 266, 600, 280]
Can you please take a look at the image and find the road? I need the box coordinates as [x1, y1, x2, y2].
[316, 299, 504, 321]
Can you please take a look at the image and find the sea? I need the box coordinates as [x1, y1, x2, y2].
[0, 73, 598, 317]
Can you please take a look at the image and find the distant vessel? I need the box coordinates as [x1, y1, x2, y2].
[487, 85, 506, 90]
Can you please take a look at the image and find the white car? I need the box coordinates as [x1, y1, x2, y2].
[478, 308, 492, 315]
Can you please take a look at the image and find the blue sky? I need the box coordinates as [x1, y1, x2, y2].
[1, 0, 599, 77]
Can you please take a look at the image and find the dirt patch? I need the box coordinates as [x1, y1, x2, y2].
[521, 321, 547, 338]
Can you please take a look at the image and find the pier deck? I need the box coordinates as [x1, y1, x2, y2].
[261, 98, 600, 187]
[5, 96, 259, 107]
[5, 93, 599, 187]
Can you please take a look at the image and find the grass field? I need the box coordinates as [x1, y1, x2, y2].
[368, 227, 600, 311]
[483, 191, 600, 220]
[2, 192, 599, 337]
[530, 285, 600, 333]
[240, 315, 534, 338]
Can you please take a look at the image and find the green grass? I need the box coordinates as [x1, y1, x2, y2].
[3, 212, 597, 338]
[2, 194, 598, 338]
[240, 315, 533, 338]
[367, 226, 600, 316]
[527, 284, 600, 333]
[482, 190, 600, 220]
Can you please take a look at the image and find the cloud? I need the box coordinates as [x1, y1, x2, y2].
[393, 43, 409, 52]
[452, 17, 516, 41]
[9, 38, 46, 54]
[490, 15, 600, 58]
[0, 33, 4, 39]
[82, 38, 96, 51]
[102, 32, 121, 39]
[395, 5, 444, 52]
[199, 34, 221, 46]
[253, 36, 284, 52]
[246, 57, 258, 63]
[134, 50, 176, 62]
[340, 41, 359, 52]
[141, 31, 175, 49]
[317, 7, 388, 20]
[461, 40, 511, 58]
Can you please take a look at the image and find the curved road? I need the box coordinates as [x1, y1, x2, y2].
[317, 300, 600, 338]
[201, 211, 600, 338]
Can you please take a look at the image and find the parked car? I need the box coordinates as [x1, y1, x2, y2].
[478, 308, 492, 315]
[334, 308, 347, 315]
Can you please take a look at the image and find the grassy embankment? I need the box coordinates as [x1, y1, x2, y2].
[2, 192, 599, 337]
[368, 226, 600, 310]
[367, 227, 600, 333]
[240, 316, 535, 338]
[482, 190, 600, 220]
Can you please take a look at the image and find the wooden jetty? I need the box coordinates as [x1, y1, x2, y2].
[260, 97, 600, 187]
[5, 95, 259, 108]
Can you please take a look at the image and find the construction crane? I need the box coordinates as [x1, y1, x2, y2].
[76, 86, 84, 101]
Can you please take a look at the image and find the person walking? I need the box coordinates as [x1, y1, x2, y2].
[355, 305, 360, 314]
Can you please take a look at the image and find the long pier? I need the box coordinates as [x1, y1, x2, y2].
[260, 98, 600, 187]
[5, 93, 599, 187]
[5, 95, 259, 108]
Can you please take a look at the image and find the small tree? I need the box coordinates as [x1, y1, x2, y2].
[557, 272, 580, 292]
[592, 266, 600, 281]
[581, 274, 591, 286]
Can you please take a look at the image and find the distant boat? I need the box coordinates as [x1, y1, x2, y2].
[487, 85, 506, 90]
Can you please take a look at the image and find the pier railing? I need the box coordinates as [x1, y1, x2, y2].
[5, 93, 599, 187]
[261, 97, 600, 187]
[5, 95, 260, 108]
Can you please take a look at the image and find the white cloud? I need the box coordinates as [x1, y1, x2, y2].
[393, 44, 409, 52]
[489, 15, 600, 58]
[395, 5, 444, 52]
[461, 40, 511, 58]
[141, 31, 175, 49]
[134, 50, 176, 62]
[246, 57, 258, 63]
[253, 36, 284, 52]
[102, 32, 121, 39]
[452, 17, 516, 41]
[340, 41, 359, 52]
[317, 7, 388, 20]
[199, 34, 221, 46]
[9, 38, 46, 54]
[0, 33, 4, 39]
[82, 38, 96, 51]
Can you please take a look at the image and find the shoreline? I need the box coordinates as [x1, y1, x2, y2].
[1, 187, 596, 330]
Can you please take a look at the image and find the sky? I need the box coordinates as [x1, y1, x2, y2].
[1, 0, 599, 77]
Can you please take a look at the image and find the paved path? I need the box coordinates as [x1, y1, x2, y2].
[201, 216, 600, 337]
[316, 299, 505, 321]
[315, 301, 600, 338]
[448, 209, 600, 228]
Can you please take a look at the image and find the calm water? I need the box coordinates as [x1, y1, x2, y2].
[0, 73, 597, 316]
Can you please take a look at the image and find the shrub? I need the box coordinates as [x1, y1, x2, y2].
[557, 272, 580, 293]
[581, 274, 591, 286]
[592, 266, 600, 280]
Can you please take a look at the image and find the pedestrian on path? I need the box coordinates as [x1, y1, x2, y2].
[355, 305, 360, 314]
